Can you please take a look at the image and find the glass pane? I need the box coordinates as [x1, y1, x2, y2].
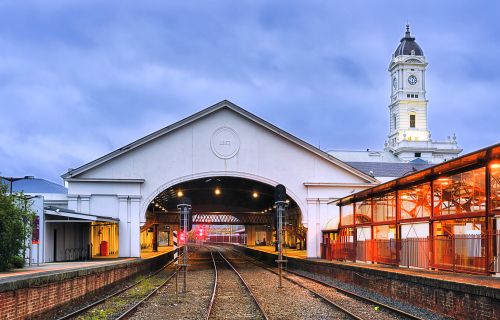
[491, 162, 500, 212]
[340, 204, 354, 226]
[373, 192, 396, 222]
[433, 167, 486, 216]
[374, 224, 397, 239]
[355, 199, 372, 224]
[400, 183, 431, 219]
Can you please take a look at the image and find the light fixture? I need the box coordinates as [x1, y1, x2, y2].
[491, 163, 500, 169]
[155, 203, 159, 207]
[252, 192, 258, 198]
[215, 188, 221, 196]
[285, 199, 290, 204]
[177, 190, 184, 197]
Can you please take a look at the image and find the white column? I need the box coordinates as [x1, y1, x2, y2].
[80, 195, 90, 214]
[130, 197, 141, 257]
[118, 196, 130, 257]
[306, 200, 320, 258]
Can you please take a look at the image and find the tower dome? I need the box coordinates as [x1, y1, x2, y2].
[394, 25, 423, 57]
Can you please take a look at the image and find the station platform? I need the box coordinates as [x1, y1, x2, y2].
[0, 246, 176, 319]
[243, 244, 499, 289]
[0, 246, 174, 285]
[235, 244, 500, 320]
[246, 245, 308, 259]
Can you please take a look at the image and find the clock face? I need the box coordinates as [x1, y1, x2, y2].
[408, 75, 417, 85]
[392, 77, 397, 89]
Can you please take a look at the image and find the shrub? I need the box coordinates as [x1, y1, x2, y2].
[0, 184, 35, 271]
[10, 255, 25, 269]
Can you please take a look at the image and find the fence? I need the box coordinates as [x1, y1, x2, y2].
[321, 233, 500, 274]
[207, 234, 245, 244]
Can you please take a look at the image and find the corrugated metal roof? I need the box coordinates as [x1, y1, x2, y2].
[347, 162, 432, 178]
[1, 178, 67, 194]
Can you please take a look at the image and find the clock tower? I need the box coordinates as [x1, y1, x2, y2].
[385, 25, 462, 163]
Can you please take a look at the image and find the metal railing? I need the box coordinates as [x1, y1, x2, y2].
[321, 232, 500, 275]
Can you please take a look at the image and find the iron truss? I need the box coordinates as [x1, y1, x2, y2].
[153, 212, 274, 225]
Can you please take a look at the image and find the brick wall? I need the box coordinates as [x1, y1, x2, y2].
[0, 252, 173, 320]
[235, 245, 500, 320]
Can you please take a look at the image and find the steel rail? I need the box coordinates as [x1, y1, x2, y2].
[221, 247, 362, 320]
[232, 247, 426, 320]
[56, 254, 179, 320]
[284, 267, 426, 320]
[205, 248, 218, 320]
[115, 269, 178, 320]
[214, 248, 270, 320]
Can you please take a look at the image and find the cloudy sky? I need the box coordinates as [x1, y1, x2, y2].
[0, 1, 499, 184]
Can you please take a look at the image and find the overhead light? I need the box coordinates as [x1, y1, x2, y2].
[215, 188, 221, 196]
[155, 203, 159, 207]
[177, 190, 184, 197]
[491, 163, 500, 169]
[252, 192, 258, 198]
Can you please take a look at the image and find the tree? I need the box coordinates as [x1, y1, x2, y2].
[0, 184, 36, 271]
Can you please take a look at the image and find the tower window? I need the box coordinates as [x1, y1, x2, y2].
[410, 114, 416, 128]
[393, 115, 397, 130]
[415, 152, 421, 157]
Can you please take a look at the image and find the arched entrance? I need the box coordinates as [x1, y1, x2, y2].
[140, 175, 306, 255]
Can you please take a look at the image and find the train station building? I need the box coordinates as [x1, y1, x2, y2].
[61, 100, 379, 259]
[3, 26, 496, 274]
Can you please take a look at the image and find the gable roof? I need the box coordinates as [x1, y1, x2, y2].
[62, 100, 378, 183]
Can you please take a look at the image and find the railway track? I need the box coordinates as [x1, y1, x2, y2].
[224, 246, 428, 320]
[56, 254, 180, 320]
[206, 247, 269, 320]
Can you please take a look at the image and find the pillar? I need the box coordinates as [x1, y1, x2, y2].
[130, 197, 141, 257]
[118, 196, 130, 257]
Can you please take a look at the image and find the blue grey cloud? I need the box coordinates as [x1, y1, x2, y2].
[0, 0, 499, 183]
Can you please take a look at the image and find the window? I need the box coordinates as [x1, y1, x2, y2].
[407, 94, 410, 98]
[433, 167, 486, 216]
[340, 204, 354, 226]
[415, 94, 418, 98]
[415, 152, 421, 157]
[410, 114, 416, 128]
[400, 183, 432, 219]
[373, 193, 396, 222]
[393, 115, 397, 130]
[491, 162, 500, 212]
[355, 199, 372, 224]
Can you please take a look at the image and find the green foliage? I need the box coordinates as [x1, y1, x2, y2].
[0, 184, 36, 271]
[10, 255, 25, 268]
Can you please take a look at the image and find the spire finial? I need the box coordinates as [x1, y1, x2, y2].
[405, 24, 411, 37]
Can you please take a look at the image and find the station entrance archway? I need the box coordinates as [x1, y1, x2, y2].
[140, 176, 305, 252]
[63, 101, 377, 258]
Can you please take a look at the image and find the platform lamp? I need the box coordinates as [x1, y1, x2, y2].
[177, 196, 192, 294]
[274, 184, 288, 289]
[0, 175, 34, 195]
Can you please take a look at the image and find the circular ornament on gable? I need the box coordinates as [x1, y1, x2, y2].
[210, 127, 240, 159]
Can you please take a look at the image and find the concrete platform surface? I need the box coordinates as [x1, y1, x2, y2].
[0, 246, 174, 285]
